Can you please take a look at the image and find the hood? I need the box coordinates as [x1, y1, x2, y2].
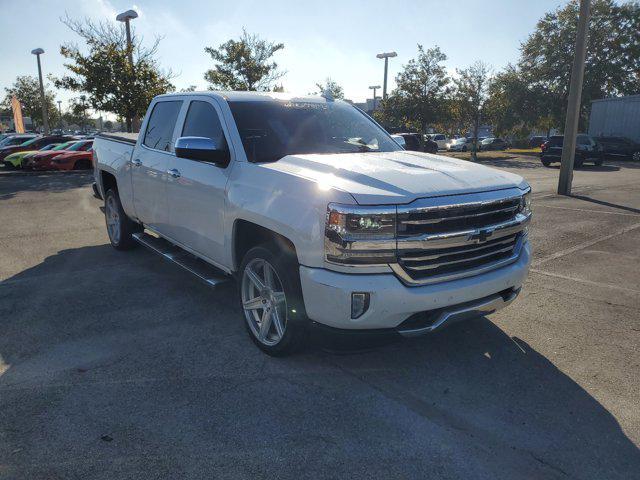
[262, 151, 527, 205]
[7, 150, 37, 159]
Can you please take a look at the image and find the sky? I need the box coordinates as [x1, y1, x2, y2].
[0, 0, 568, 118]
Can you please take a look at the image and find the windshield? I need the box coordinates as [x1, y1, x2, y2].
[52, 142, 74, 151]
[39, 144, 58, 151]
[227, 99, 401, 163]
[454, 138, 467, 144]
[67, 141, 91, 151]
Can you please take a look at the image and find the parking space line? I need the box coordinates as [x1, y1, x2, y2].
[532, 221, 640, 266]
[530, 268, 640, 294]
[535, 204, 640, 217]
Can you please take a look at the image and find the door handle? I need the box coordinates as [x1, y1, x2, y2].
[167, 168, 181, 178]
[131, 158, 142, 167]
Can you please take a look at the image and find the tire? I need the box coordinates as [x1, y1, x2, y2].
[594, 157, 604, 166]
[238, 245, 308, 356]
[462, 146, 468, 152]
[632, 151, 640, 162]
[541, 159, 551, 167]
[104, 189, 141, 250]
[73, 159, 91, 170]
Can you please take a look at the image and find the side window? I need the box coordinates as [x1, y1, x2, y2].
[143, 101, 182, 152]
[181, 100, 227, 149]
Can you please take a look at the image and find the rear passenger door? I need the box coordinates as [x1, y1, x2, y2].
[165, 97, 234, 267]
[131, 100, 183, 232]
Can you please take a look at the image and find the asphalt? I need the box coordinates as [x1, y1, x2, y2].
[0, 158, 639, 479]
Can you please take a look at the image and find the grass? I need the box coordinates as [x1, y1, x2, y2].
[440, 147, 541, 162]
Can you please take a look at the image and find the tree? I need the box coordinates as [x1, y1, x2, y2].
[453, 61, 492, 161]
[55, 15, 174, 132]
[375, 45, 450, 132]
[204, 30, 285, 91]
[2, 76, 58, 130]
[312, 78, 344, 99]
[518, 0, 640, 130]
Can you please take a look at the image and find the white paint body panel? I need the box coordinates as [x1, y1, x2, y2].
[94, 91, 531, 330]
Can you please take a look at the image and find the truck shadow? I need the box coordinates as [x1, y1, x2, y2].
[0, 244, 638, 478]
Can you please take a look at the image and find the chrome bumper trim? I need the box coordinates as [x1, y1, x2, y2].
[397, 288, 521, 337]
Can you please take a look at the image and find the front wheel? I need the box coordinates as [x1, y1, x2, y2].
[632, 151, 640, 162]
[239, 245, 307, 356]
[104, 189, 141, 250]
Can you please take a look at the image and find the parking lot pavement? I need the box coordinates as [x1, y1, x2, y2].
[1, 162, 639, 479]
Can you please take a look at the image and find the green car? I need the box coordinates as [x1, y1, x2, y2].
[4, 143, 61, 168]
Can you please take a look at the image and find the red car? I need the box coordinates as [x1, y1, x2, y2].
[51, 140, 94, 170]
[25, 140, 92, 170]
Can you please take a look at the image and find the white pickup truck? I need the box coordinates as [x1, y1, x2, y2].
[93, 91, 532, 355]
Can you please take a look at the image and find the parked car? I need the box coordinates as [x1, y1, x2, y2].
[3, 143, 61, 168]
[391, 134, 406, 148]
[479, 137, 509, 151]
[446, 137, 472, 151]
[540, 134, 604, 167]
[395, 133, 422, 151]
[93, 92, 532, 355]
[0, 134, 74, 163]
[51, 140, 94, 170]
[529, 136, 547, 149]
[430, 133, 450, 150]
[0, 133, 37, 148]
[24, 140, 84, 170]
[593, 136, 640, 161]
[422, 135, 438, 154]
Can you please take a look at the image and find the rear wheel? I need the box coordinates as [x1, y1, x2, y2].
[239, 245, 307, 356]
[541, 159, 551, 167]
[574, 155, 584, 168]
[594, 157, 604, 166]
[73, 159, 91, 170]
[104, 189, 141, 250]
[632, 151, 640, 162]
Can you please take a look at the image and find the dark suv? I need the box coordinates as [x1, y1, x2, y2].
[395, 133, 438, 154]
[594, 136, 640, 161]
[540, 134, 604, 168]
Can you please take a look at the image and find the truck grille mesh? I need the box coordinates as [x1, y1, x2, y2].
[395, 196, 525, 282]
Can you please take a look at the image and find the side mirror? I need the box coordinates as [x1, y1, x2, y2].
[175, 136, 230, 166]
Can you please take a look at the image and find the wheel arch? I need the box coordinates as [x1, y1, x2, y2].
[232, 220, 299, 273]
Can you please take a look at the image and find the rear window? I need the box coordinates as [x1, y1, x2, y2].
[143, 101, 182, 152]
[548, 136, 564, 146]
[577, 135, 592, 145]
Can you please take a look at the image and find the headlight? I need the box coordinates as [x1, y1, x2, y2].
[325, 204, 396, 265]
[520, 188, 532, 215]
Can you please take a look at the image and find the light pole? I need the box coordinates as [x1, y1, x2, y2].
[57, 100, 62, 130]
[369, 85, 381, 111]
[376, 51, 397, 100]
[116, 9, 138, 132]
[558, 0, 591, 195]
[31, 48, 49, 134]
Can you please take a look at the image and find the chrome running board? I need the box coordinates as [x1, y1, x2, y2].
[132, 232, 230, 289]
[397, 288, 520, 337]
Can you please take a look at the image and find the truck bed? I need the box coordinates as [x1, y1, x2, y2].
[96, 132, 139, 145]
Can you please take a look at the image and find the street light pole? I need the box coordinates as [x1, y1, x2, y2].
[369, 85, 381, 111]
[31, 48, 49, 135]
[116, 9, 138, 133]
[57, 101, 62, 130]
[558, 0, 591, 196]
[376, 52, 397, 100]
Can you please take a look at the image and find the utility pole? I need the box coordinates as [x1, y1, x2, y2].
[369, 85, 380, 111]
[558, 0, 591, 195]
[376, 51, 397, 99]
[57, 100, 62, 130]
[116, 9, 138, 133]
[31, 48, 49, 134]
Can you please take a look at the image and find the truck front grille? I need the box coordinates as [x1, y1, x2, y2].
[393, 192, 530, 285]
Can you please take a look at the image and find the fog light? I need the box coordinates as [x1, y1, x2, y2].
[351, 292, 370, 319]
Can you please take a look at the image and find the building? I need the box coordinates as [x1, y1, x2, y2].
[588, 95, 640, 142]
[0, 114, 34, 132]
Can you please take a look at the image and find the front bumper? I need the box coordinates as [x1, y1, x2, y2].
[299, 240, 531, 332]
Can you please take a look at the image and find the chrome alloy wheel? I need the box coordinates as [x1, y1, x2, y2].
[633, 151, 640, 162]
[241, 258, 287, 346]
[105, 194, 121, 245]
